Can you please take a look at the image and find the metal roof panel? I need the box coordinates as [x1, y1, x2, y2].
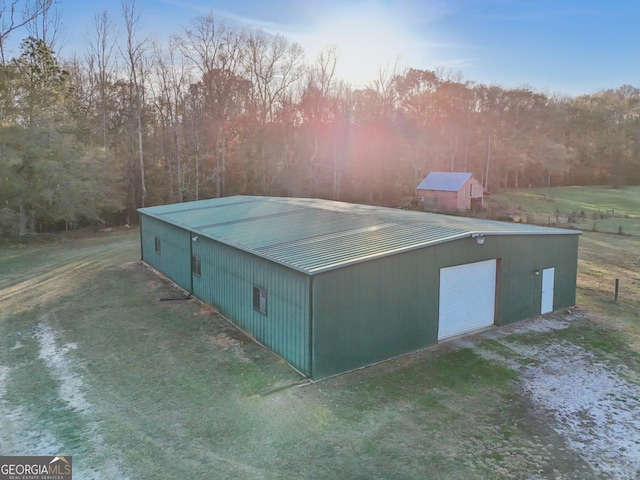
[139, 196, 579, 275]
[416, 172, 474, 191]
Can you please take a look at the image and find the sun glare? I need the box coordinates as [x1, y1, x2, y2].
[303, 2, 423, 87]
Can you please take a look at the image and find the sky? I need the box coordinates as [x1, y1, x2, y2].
[8, 0, 640, 95]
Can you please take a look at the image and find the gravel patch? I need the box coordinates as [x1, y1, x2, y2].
[475, 316, 640, 479]
[512, 315, 572, 334]
[518, 341, 640, 479]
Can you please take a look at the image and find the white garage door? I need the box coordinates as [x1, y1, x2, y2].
[438, 259, 497, 341]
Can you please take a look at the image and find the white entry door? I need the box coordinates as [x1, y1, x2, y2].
[541, 267, 555, 314]
[438, 259, 497, 341]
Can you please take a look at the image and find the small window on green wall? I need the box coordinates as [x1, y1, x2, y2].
[253, 286, 267, 315]
[154, 237, 161, 254]
[191, 255, 201, 276]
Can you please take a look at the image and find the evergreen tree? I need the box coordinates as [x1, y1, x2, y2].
[0, 37, 122, 235]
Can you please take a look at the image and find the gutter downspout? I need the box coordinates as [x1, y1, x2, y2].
[308, 276, 314, 379]
[139, 213, 144, 261]
[189, 230, 194, 296]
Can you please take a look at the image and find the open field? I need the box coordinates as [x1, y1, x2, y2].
[2, 198, 640, 478]
[489, 186, 640, 235]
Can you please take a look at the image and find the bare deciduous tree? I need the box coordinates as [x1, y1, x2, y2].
[0, 0, 53, 62]
[85, 9, 116, 148]
[26, 0, 61, 50]
[176, 12, 246, 197]
[245, 30, 305, 124]
[151, 37, 190, 202]
[120, 0, 148, 207]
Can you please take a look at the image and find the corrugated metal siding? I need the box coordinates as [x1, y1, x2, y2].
[140, 215, 191, 291]
[495, 234, 578, 324]
[311, 233, 578, 378]
[312, 250, 438, 378]
[191, 237, 310, 375]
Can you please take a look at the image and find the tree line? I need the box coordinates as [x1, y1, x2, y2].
[1, 0, 639, 235]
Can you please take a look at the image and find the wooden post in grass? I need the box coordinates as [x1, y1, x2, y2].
[615, 278, 619, 302]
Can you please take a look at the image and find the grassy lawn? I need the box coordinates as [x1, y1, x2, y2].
[2, 188, 640, 479]
[490, 185, 640, 235]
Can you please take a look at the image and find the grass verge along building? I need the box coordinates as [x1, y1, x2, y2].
[138, 196, 580, 379]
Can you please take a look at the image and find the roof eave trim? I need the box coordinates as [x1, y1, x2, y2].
[476, 229, 582, 236]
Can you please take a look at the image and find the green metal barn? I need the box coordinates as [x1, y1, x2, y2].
[138, 196, 580, 379]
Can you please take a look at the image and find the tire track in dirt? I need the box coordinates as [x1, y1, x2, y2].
[2, 322, 132, 480]
[0, 364, 65, 456]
